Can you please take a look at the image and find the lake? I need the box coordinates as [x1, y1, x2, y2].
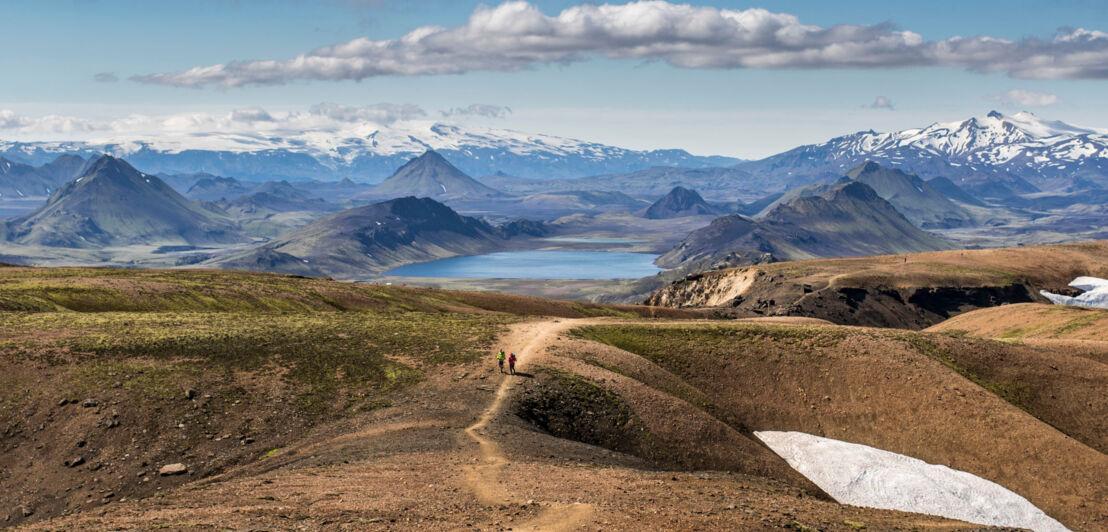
[385, 250, 662, 279]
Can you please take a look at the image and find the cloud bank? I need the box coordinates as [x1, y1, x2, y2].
[132, 1, 1108, 88]
[440, 104, 513, 119]
[0, 103, 443, 138]
[987, 88, 1062, 107]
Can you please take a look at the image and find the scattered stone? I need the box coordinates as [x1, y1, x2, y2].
[184, 389, 196, 400]
[111, 381, 122, 389]
[82, 399, 98, 408]
[77, 440, 86, 448]
[242, 437, 255, 445]
[158, 463, 187, 476]
[65, 457, 85, 468]
[58, 398, 69, 407]
[20, 505, 33, 517]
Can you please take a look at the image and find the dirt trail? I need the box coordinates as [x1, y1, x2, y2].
[463, 318, 598, 532]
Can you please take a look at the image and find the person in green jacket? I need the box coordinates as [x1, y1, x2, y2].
[496, 349, 506, 373]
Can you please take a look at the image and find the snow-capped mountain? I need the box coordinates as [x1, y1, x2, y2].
[739, 111, 1108, 196]
[0, 121, 740, 182]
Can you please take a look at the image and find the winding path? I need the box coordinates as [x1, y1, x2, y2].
[463, 318, 597, 531]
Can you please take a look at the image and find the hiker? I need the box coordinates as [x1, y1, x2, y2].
[496, 349, 506, 373]
[508, 352, 517, 375]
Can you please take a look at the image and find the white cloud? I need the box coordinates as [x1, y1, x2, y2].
[440, 104, 512, 119]
[0, 110, 33, 129]
[308, 102, 426, 123]
[230, 107, 276, 122]
[870, 96, 894, 110]
[131, 1, 1108, 88]
[987, 88, 1061, 107]
[0, 103, 435, 141]
[0, 109, 105, 134]
[93, 72, 119, 83]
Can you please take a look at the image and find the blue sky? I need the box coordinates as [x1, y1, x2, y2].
[2, 0, 1107, 158]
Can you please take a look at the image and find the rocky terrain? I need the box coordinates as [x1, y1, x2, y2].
[649, 240, 1108, 329]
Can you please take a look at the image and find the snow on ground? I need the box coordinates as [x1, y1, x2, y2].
[754, 431, 1069, 532]
[1041, 276, 1108, 309]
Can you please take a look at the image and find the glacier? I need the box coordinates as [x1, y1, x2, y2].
[755, 431, 1070, 532]
[0, 120, 740, 182]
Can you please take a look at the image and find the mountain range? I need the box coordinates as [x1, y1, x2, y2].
[736, 111, 1108, 197]
[757, 162, 975, 229]
[4, 111, 1107, 204]
[657, 180, 952, 270]
[0, 121, 740, 182]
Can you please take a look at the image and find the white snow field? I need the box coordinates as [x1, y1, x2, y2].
[754, 431, 1070, 532]
[1041, 276, 1108, 309]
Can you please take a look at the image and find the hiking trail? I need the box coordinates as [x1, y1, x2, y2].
[463, 318, 597, 532]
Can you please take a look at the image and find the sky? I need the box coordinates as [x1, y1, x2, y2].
[2, 0, 1108, 158]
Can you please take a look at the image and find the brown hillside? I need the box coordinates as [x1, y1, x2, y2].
[928, 302, 1108, 342]
[570, 321, 1108, 530]
[928, 303, 1108, 365]
[16, 318, 997, 531]
[648, 240, 1108, 329]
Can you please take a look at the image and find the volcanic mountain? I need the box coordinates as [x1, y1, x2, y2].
[365, 151, 504, 201]
[657, 181, 952, 269]
[218, 196, 513, 277]
[756, 162, 976, 229]
[1, 155, 240, 247]
[217, 180, 334, 224]
[185, 175, 252, 201]
[36, 154, 89, 186]
[844, 162, 975, 228]
[643, 186, 722, 219]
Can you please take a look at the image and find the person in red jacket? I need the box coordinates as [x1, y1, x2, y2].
[508, 352, 517, 375]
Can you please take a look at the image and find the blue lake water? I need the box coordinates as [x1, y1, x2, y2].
[385, 250, 662, 279]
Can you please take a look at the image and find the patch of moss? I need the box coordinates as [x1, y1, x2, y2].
[2, 310, 510, 415]
[1051, 312, 1103, 337]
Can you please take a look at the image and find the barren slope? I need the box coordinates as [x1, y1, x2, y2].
[570, 321, 1108, 530]
[649, 240, 1108, 329]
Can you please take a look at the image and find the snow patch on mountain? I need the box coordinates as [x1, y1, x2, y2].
[741, 110, 1108, 193]
[1041, 276, 1108, 309]
[0, 120, 740, 181]
[755, 431, 1070, 532]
